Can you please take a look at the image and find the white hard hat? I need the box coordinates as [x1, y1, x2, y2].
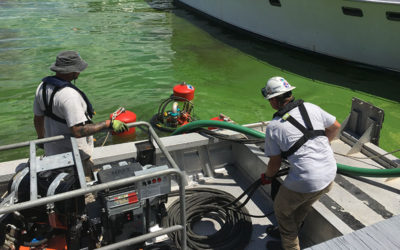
[261, 76, 296, 99]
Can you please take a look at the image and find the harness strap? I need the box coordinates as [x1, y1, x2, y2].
[42, 82, 67, 124]
[298, 103, 313, 130]
[280, 103, 326, 158]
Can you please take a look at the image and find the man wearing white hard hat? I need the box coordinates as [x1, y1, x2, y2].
[260, 76, 341, 250]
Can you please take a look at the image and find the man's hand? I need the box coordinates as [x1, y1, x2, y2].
[325, 120, 341, 142]
[111, 120, 128, 133]
[261, 173, 272, 185]
[34, 115, 45, 139]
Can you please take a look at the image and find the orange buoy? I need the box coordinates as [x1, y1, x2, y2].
[173, 82, 195, 101]
[110, 110, 137, 137]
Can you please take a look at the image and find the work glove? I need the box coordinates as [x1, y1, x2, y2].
[111, 120, 128, 133]
[260, 173, 272, 185]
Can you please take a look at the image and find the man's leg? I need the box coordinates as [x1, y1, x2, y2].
[82, 157, 94, 181]
[293, 182, 333, 228]
[273, 185, 303, 250]
[82, 157, 95, 203]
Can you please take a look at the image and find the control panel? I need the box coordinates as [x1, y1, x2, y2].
[96, 161, 171, 216]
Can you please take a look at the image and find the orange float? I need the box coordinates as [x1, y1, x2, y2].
[110, 110, 137, 137]
[173, 82, 195, 101]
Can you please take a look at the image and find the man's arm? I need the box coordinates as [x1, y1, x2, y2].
[70, 120, 111, 138]
[34, 115, 45, 139]
[265, 154, 282, 178]
[325, 120, 341, 142]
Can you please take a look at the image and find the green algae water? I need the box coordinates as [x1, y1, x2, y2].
[0, 0, 399, 162]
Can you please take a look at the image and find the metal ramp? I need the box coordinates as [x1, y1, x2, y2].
[337, 97, 398, 169]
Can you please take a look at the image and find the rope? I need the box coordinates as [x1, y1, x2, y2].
[101, 107, 125, 147]
[334, 148, 400, 160]
[198, 128, 399, 159]
[198, 129, 265, 144]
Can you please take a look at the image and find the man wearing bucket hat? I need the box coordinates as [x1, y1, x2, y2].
[260, 76, 341, 250]
[33, 50, 128, 178]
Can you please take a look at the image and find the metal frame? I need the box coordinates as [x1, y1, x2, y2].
[28, 137, 87, 200]
[340, 97, 384, 150]
[0, 121, 187, 250]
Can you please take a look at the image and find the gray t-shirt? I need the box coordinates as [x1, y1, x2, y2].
[33, 82, 93, 160]
[264, 102, 337, 193]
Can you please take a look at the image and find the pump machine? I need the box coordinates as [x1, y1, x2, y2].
[150, 82, 195, 132]
[0, 126, 183, 250]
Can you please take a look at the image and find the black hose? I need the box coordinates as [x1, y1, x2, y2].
[163, 168, 290, 249]
[224, 168, 289, 211]
[163, 188, 253, 250]
[223, 179, 262, 210]
[150, 114, 176, 133]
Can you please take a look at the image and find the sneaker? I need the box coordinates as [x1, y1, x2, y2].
[266, 240, 283, 250]
[266, 225, 281, 239]
[84, 193, 96, 204]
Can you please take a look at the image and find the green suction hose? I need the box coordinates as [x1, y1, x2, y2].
[336, 163, 400, 177]
[172, 120, 400, 178]
[173, 120, 266, 138]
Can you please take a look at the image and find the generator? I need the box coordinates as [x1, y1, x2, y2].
[0, 136, 174, 250]
[86, 161, 171, 248]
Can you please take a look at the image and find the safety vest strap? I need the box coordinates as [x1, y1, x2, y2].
[41, 76, 95, 125]
[42, 82, 67, 124]
[279, 102, 326, 158]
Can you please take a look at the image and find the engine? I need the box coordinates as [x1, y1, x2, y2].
[86, 161, 171, 248]
[0, 159, 171, 250]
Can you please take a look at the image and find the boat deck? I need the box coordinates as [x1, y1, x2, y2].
[325, 139, 400, 234]
[0, 120, 399, 249]
[185, 140, 400, 249]
[173, 166, 277, 250]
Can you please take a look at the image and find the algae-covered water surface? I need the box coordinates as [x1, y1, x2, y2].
[0, 0, 398, 162]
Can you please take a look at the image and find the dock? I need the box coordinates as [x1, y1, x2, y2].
[306, 214, 400, 249]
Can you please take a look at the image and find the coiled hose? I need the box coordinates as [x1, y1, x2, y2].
[163, 188, 252, 250]
[172, 120, 400, 178]
[163, 169, 290, 249]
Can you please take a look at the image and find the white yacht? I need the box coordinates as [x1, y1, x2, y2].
[174, 0, 400, 72]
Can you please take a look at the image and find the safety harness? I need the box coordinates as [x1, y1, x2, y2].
[41, 76, 95, 124]
[273, 99, 326, 158]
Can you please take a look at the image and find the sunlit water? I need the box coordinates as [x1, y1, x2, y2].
[0, 0, 399, 162]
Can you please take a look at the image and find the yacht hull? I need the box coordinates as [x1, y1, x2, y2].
[175, 0, 400, 72]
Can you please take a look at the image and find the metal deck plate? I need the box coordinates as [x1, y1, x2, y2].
[306, 214, 400, 250]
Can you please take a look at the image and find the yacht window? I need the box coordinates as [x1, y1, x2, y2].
[386, 11, 400, 21]
[269, 0, 281, 7]
[342, 7, 363, 17]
